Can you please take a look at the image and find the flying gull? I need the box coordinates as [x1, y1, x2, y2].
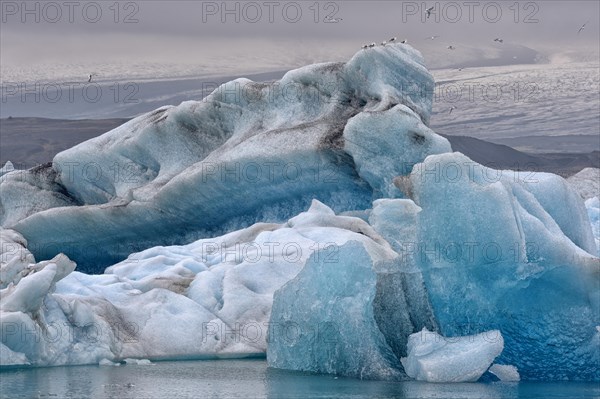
[426, 6, 434, 19]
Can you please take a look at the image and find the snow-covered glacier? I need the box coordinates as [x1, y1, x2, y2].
[1, 43, 599, 382]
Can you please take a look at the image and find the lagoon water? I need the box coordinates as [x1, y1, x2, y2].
[1, 360, 598, 399]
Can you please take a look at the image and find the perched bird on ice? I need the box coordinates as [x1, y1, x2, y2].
[426, 6, 434, 18]
[494, 38, 504, 43]
[369, 43, 376, 48]
[381, 41, 387, 46]
[389, 37, 397, 42]
[400, 39, 408, 44]
[362, 44, 369, 49]
[447, 45, 456, 50]
[578, 21, 588, 35]
[449, 106, 456, 114]
[88, 74, 93, 83]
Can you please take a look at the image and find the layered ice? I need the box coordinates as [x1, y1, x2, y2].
[567, 168, 600, 201]
[0, 43, 598, 382]
[268, 241, 405, 380]
[400, 328, 504, 382]
[0, 161, 14, 177]
[398, 153, 599, 380]
[3, 44, 449, 271]
[488, 364, 520, 382]
[585, 197, 600, 255]
[0, 163, 78, 227]
[1, 201, 406, 367]
[569, 168, 600, 256]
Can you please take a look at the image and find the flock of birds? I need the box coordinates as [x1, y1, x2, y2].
[353, 3, 589, 51]
[355, 1, 511, 117]
[360, 36, 504, 51]
[361, 37, 408, 49]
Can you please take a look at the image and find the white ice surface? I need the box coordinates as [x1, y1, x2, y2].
[400, 328, 504, 383]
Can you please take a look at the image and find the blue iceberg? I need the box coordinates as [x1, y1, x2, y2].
[0, 43, 598, 382]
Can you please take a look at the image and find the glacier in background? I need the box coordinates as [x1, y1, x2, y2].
[1, 43, 598, 382]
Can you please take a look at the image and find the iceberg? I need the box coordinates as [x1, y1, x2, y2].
[267, 241, 405, 381]
[1, 201, 406, 367]
[400, 328, 504, 382]
[0, 163, 78, 227]
[3, 43, 449, 272]
[0, 161, 14, 177]
[0, 43, 598, 382]
[398, 153, 599, 380]
[584, 197, 600, 255]
[0, 342, 29, 366]
[567, 167, 600, 201]
[98, 358, 120, 366]
[488, 364, 520, 382]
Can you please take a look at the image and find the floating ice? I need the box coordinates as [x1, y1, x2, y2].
[585, 197, 600, 255]
[400, 328, 504, 382]
[0, 342, 29, 366]
[0, 163, 78, 227]
[400, 152, 599, 380]
[0, 44, 598, 382]
[268, 241, 405, 380]
[0, 161, 14, 177]
[567, 168, 600, 201]
[488, 364, 520, 382]
[123, 358, 152, 365]
[0, 201, 404, 368]
[99, 358, 120, 366]
[5, 43, 448, 271]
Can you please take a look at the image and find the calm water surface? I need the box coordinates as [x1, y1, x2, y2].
[1, 359, 598, 399]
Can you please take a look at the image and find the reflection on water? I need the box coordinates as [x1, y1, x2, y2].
[1, 360, 598, 399]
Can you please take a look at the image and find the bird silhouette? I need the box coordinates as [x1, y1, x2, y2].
[426, 6, 434, 18]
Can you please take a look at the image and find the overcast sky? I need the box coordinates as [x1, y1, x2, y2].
[1, 1, 599, 81]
